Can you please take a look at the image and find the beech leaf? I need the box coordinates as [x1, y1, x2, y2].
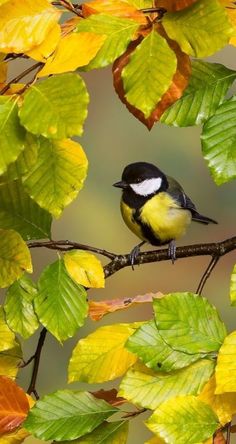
[19, 73, 89, 139]
[215, 331, 236, 394]
[0, 376, 29, 434]
[22, 137, 88, 218]
[0, 0, 61, 53]
[68, 323, 139, 383]
[24, 390, 117, 441]
[64, 250, 105, 288]
[0, 229, 32, 288]
[34, 259, 88, 342]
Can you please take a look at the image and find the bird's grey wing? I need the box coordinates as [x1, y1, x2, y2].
[166, 175, 197, 212]
[166, 175, 217, 224]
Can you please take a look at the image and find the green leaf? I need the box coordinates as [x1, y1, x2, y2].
[161, 61, 236, 127]
[122, 29, 177, 118]
[19, 73, 89, 139]
[4, 275, 39, 339]
[34, 259, 88, 342]
[24, 390, 118, 441]
[0, 133, 38, 184]
[76, 14, 139, 70]
[0, 229, 32, 288]
[153, 293, 227, 354]
[0, 343, 22, 378]
[119, 359, 215, 410]
[126, 321, 206, 372]
[201, 95, 236, 185]
[0, 179, 52, 240]
[163, 0, 233, 57]
[146, 396, 219, 444]
[0, 306, 17, 352]
[0, 96, 26, 174]
[22, 137, 88, 218]
[68, 323, 138, 383]
[60, 421, 129, 444]
[230, 264, 236, 305]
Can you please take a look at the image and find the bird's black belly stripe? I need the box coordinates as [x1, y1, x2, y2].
[133, 208, 166, 247]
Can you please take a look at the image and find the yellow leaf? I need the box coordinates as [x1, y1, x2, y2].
[64, 250, 105, 288]
[0, 428, 30, 444]
[0, 343, 22, 378]
[0, 307, 17, 352]
[38, 32, 107, 77]
[199, 375, 236, 425]
[221, 0, 236, 45]
[0, 229, 32, 288]
[0, 0, 61, 53]
[215, 331, 236, 394]
[0, 55, 7, 83]
[26, 23, 61, 62]
[68, 323, 140, 383]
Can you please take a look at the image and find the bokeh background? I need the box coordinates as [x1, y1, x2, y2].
[6, 44, 236, 443]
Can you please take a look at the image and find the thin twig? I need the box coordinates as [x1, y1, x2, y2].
[28, 239, 117, 260]
[27, 328, 47, 399]
[196, 256, 220, 295]
[19, 354, 36, 368]
[227, 422, 231, 444]
[122, 408, 147, 418]
[52, 0, 83, 17]
[0, 62, 43, 95]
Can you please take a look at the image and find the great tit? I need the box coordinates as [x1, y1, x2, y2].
[113, 162, 217, 266]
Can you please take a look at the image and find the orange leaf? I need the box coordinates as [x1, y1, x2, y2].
[0, 376, 29, 434]
[82, 0, 147, 24]
[113, 28, 191, 129]
[213, 431, 226, 444]
[155, 0, 198, 11]
[92, 388, 126, 406]
[61, 17, 82, 36]
[89, 292, 163, 321]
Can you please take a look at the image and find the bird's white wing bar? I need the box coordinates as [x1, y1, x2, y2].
[130, 178, 162, 196]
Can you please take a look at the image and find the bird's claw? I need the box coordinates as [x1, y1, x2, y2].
[129, 241, 146, 270]
[168, 240, 176, 264]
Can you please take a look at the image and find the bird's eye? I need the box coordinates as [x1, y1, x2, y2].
[136, 178, 142, 183]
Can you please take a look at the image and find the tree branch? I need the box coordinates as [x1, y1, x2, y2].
[28, 239, 117, 260]
[27, 328, 47, 399]
[196, 256, 220, 295]
[103, 236, 236, 278]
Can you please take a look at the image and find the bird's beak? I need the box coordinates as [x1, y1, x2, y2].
[113, 181, 128, 189]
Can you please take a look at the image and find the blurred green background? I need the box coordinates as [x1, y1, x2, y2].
[8, 45, 236, 443]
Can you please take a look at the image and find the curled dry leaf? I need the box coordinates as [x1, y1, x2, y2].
[82, 0, 147, 24]
[92, 388, 126, 406]
[155, 0, 199, 11]
[89, 292, 163, 320]
[113, 27, 191, 129]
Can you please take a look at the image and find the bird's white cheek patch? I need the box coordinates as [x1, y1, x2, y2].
[131, 178, 162, 196]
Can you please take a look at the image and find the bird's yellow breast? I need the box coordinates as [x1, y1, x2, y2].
[121, 193, 191, 244]
[140, 192, 191, 242]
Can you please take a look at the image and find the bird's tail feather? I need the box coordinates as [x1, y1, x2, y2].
[192, 211, 217, 225]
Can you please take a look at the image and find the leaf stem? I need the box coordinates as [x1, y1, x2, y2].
[196, 256, 220, 295]
[27, 327, 47, 399]
[0, 62, 43, 95]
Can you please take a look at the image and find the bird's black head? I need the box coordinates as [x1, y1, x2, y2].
[113, 162, 168, 197]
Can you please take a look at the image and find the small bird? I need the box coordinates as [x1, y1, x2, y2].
[113, 162, 217, 266]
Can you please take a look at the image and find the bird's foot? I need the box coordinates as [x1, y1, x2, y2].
[129, 241, 146, 270]
[168, 240, 176, 264]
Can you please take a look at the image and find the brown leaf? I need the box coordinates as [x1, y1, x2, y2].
[113, 26, 191, 129]
[89, 292, 163, 321]
[155, 0, 198, 11]
[82, 0, 147, 24]
[213, 431, 226, 444]
[92, 388, 126, 406]
[0, 376, 29, 434]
